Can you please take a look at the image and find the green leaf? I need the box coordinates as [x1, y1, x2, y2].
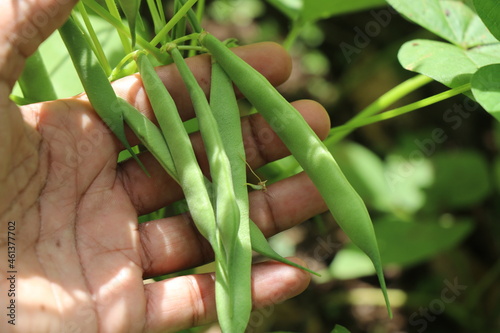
[384, 153, 433, 214]
[331, 324, 352, 333]
[301, 0, 387, 22]
[265, 0, 301, 20]
[329, 141, 392, 212]
[473, 0, 500, 42]
[387, 0, 498, 47]
[471, 64, 500, 121]
[330, 217, 474, 279]
[398, 39, 500, 89]
[117, 0, 141, 47]
[425, 150, 492, 209]
[267, 0, 387, 22]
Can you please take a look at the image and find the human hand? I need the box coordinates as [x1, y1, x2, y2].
[0, 1, 329, 332]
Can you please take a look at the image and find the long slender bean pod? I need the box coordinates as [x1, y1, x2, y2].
[210, 60, 252, 332]
[59, 17, 148, 175]
[116, 97, 177, 182]
[200, 32, 392, 317]
[135, 53, 217, 244]
[169, 45, 244, 331]
[169, 46, 239, 256]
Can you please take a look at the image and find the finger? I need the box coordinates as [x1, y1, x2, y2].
[143, 258, 311, 333]
[139, 171, 326, 278]
[2, 0, 77, 86]
[119, 99, 330, 215]
[109, 41, 292, 146]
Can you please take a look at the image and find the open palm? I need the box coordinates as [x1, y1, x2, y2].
[0, 1, 329, 332]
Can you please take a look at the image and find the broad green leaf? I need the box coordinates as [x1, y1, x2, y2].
[267, 0, 387, 22]
[425, 150, 492, 209]
[330, 217, 474, 279]
[330, 141, 392, 212]
[384, 153, 433, 214]
[331, 325, 352, 333]
[117, 0, 141, 47]
[265, 0, 301, 20]
[473, 0, 500, 41]
[301, 0, 387, 22]
[471, 64, 500, 121]
[387, 0, 498, 47]
[398, 39, 500, 89]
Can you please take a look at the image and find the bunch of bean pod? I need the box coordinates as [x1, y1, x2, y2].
[59, 6, 391, 330]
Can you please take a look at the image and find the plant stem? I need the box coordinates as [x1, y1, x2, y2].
[76, 2, 112, 76]
[330, 83, 471, 135]
[156, 0, 166, 23]
[146, 0, 165, 41]
[83, 0, 167, 62]
[150, 0, 198, 46]
[18, 49, 57, 102]
[327, 74, 433, 144]
[283, 20, 303, 50]
[104, 0, 133, 54]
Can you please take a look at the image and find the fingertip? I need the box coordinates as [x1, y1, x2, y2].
[252, 257, 311, 309]
[233, 42, 292, 87]
[291, 99, 331, 140]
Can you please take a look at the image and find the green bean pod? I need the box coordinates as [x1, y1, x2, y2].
[59, 17, 147, 175]
[210, 60, 252, 332]
[200, 32, 392, 317]
[135, 52, 217, 245]
[169, 45, 246, 331]
[169, 46, 240, 256]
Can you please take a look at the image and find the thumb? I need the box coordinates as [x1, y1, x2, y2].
[0, 0, 77, 88]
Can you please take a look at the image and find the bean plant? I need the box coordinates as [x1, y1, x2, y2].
[14, 0, 500, 332]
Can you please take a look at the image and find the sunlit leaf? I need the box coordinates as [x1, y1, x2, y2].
[300, 0, 387, 22]
[398, 39, 500, 89]
[387, 0, 497, 47]
[265, 0, 302, 19]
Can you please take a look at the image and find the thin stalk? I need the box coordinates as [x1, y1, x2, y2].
[70, 12, 101, 62]
[327, 74, 433, 144]
[146, 0, 165, 42]
[188, 0, 205, 57]
[195, 0, 205, 23]
[156, 0, 166, 23]
[83, 0, 166, 62]
[150, 0, 198, 46]
[76, 2, 112, 76]
[172, 0, 187, 43]
[330, 83, 471, 135]
[283, 20, 303, 51]
[108, 51, 139, 82]
[104, 0, 133, 54]
[18, 49, 57, 102]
